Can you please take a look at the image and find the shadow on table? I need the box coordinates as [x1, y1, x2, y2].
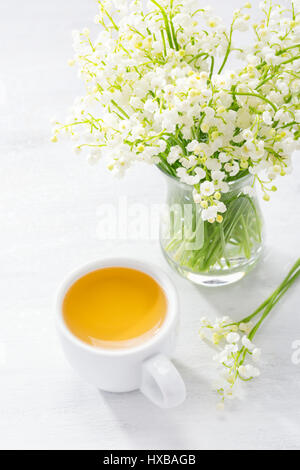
[189, 247, 294, 322]
[98, 359, 223, 450]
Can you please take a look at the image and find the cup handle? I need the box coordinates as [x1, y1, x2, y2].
[140, 354, 186, 408]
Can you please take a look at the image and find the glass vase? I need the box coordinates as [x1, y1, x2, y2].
[160, 172, 263, 286]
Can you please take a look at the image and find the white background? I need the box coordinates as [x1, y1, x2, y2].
[0, 0, 299, 450]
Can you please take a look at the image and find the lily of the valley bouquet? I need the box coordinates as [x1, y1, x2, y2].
[53, 0, 300, 408]
[53, 0, 299, 283]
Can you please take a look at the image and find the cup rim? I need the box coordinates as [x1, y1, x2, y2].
[56, 257, 178, 357]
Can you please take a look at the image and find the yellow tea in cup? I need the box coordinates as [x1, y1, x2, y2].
[62, 267, 167, 348]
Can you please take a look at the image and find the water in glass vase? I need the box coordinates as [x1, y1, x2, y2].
[160, 172, 263, 287]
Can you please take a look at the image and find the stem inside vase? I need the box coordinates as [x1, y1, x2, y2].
[160, 172, 264, 286]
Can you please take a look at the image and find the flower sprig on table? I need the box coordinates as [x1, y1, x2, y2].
[199, 258, 300, 408]
[52, 0, 300, 223]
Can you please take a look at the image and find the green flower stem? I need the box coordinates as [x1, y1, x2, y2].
[276, 44, 300, 55]
[209, 56, 215, 80]
[111, 100, 130, 119]
[256, 73, 276, 90]
[249, 272, 299, 341]
[218, 21, 234, 74]
[188, 52, 209, 64]
[235, 259, 300, 336]
[230, 91, 278, 112]
[169, 17, 179, 51]
[150, 0, 174, 49]
[163, 186, 263, 275]
[265, 147, 285, 162]
[292, 1, 296, 19]
[160, 29, 167, 56]
[280, 54, 300, 66]
[104, 9, 119, 31]
[278, 121, 298, 130]
[229, 260, 300, 373]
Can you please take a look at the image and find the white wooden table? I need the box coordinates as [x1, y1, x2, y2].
[0, 0, 299, 450]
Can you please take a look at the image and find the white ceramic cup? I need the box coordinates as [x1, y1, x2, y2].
[56, 258, 186, 408]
